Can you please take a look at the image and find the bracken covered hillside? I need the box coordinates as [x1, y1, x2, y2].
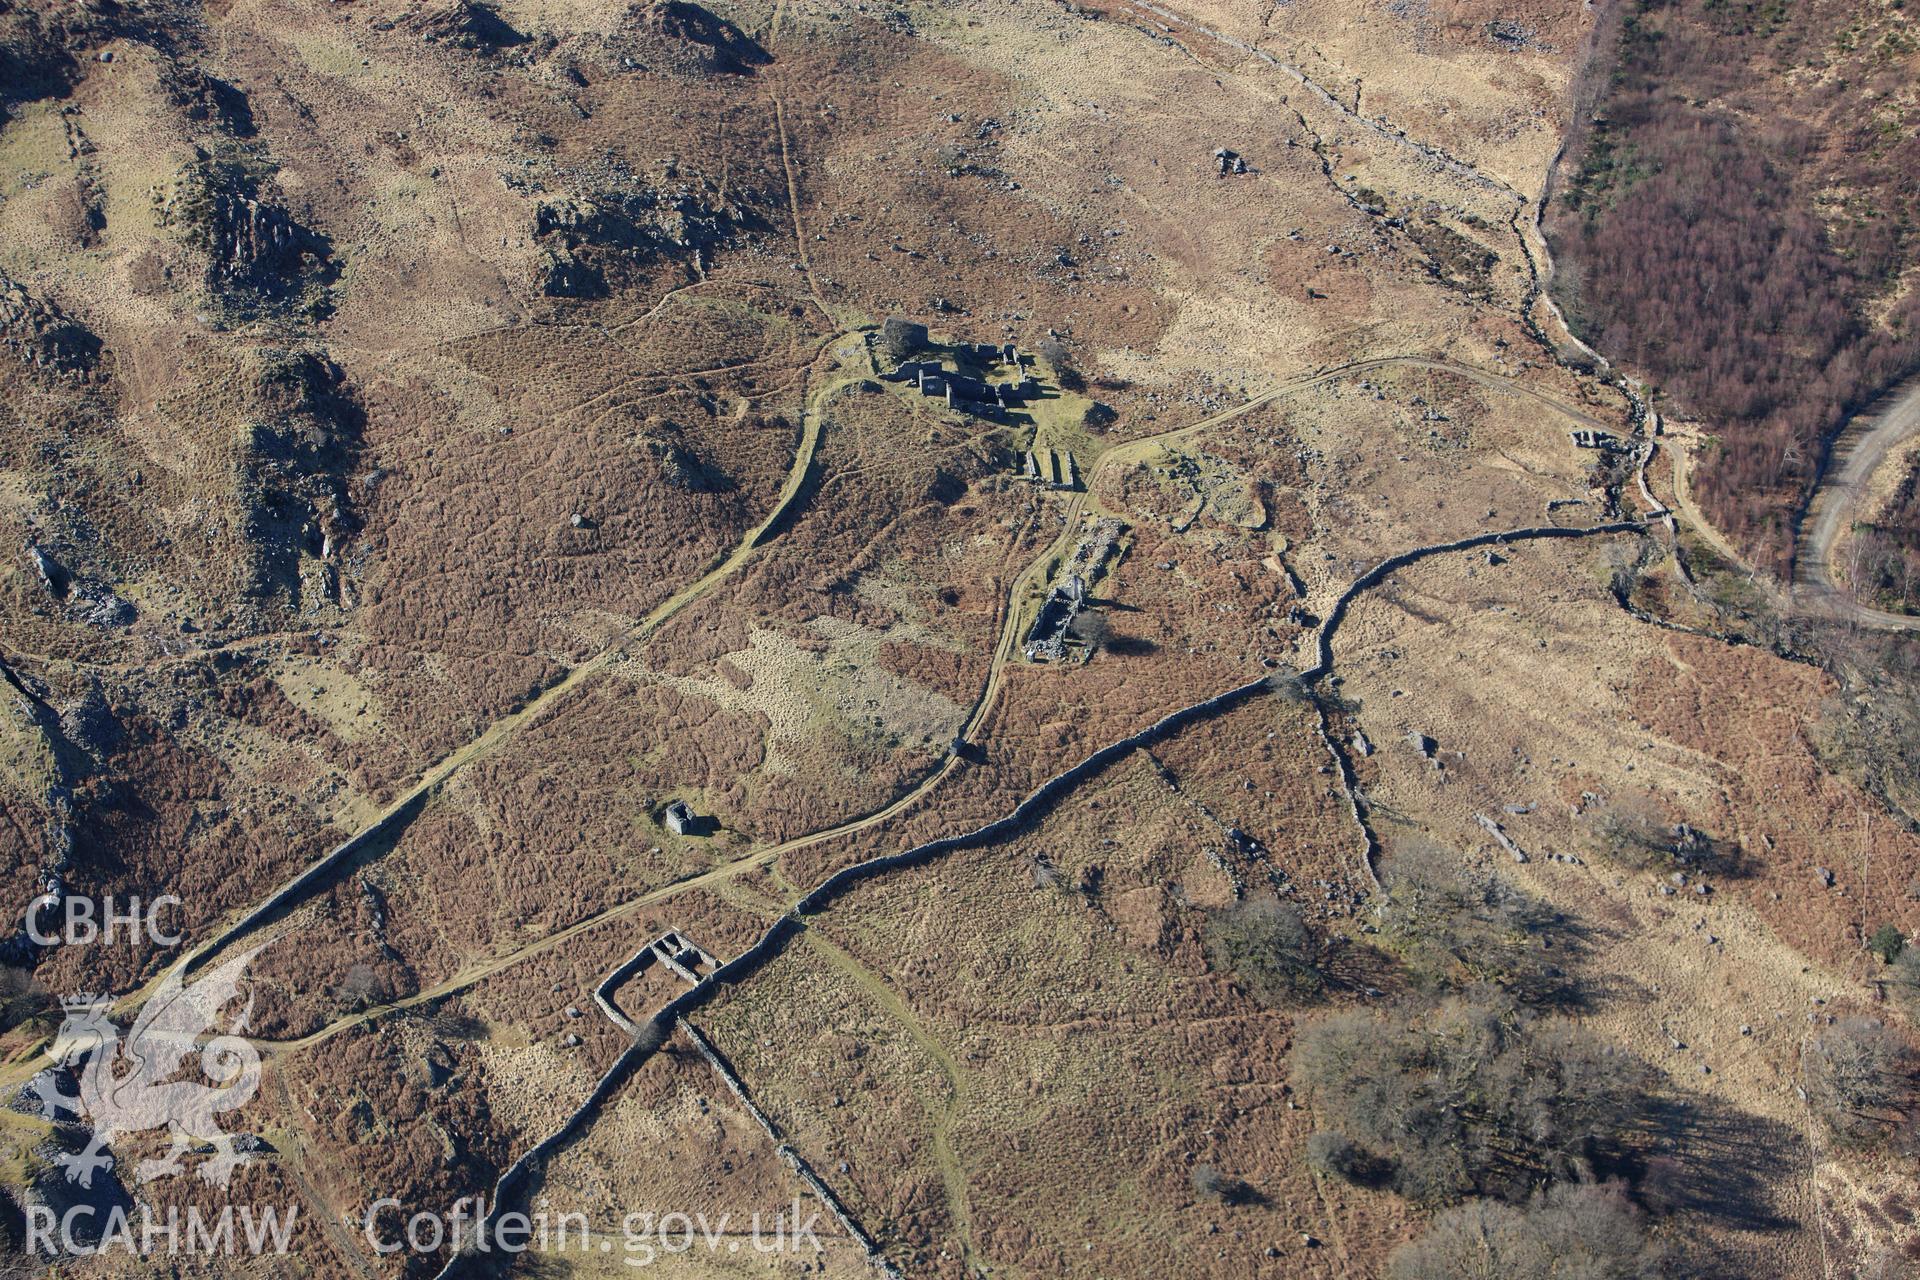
[2, 0, 1919, 1277]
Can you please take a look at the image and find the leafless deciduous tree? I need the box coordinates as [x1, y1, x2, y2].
[1888, 946, 1920, 1022]
[336, 962, 391, 1010]
[1373, 857, 1582, 1010]
[1205, 897, 1325, 1005]
[1387, 1183, 1666, 1280]
[1802, 1017, 1917, 1148]
[880, 316, 927, 362]
[1294, 994, 1655, 1205]
[1036, 337, 1083, 391]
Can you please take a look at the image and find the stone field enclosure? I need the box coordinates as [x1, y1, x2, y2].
[3, 0, 1920, 1278]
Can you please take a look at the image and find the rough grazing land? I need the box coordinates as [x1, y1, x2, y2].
[2, 1, 1918, 1278]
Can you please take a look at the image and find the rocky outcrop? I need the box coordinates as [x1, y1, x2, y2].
[160, 62, 255, 135]
[155, 146, 334, 317]
[0, 8, 74, 117]
[65, 581, 136, 629]
[0, 0, 146, 121]
[233, 347, 364, 604]
[635, 419, 731, 493]
[403, 0, 527, 53]
[200, 190, 321, 288]
[1, 0, 218, 125]
[57, 683, 122, 761]
[537, 251, 605, 299]
[626, 1, 768, 75]
[20, 542, 134, 629]
[16, 1131, 134, 1254]
[0, 274, 101, 377]
[575, 1, 769, 78]
[246, 347, 360, 455]
[532, 167, 751, 295]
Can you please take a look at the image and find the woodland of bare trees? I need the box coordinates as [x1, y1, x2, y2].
[1891, 947, 1920, 1022]
[1204, 897, 1326, 1004]
[1285, 851, 1822, 1273]
[1291, 857, 1655, 1210]
[1547, 0, 1920, 585]
[1801, 1017, 1918, 1149]
[1387, 1184, 1665, 1280]
[1852, 490, 1920, 615]
[1295, 993, 1654, 1205]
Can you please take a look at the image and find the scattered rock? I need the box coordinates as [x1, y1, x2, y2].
[24, 544, 63, 594]
[1485, 18, 1539, 50]
[68, 581, 135, 629]
[0, 274, 102, 375]
[405, 0, 527, 51]
[1476, 813, 1529, 864]
[1211, 146, 1248, 176]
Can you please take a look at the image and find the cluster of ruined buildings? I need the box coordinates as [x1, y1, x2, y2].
[1570, 428, 1628, 452]
[1023, 574, 1089, 663]
[880, 341, 1039, 423]
[1021, 448, 1077, 489]
[878, 333, 1081, 489]
[1022, 518, 1122, 661]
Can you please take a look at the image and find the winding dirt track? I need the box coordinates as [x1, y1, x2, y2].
[1792, 374, 1920, 631]
[118, 332, 847, 998]
[0, 348, 1633, 1097]
[10, 9, 1910, 1272]
[1131, 0, 1920, 637]
[62, 349, 1606, 1058]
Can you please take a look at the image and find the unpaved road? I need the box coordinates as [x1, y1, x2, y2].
[1138, 0, 1920, 636]
[1793, 374, 1920, 631]
[147, 331, 851, 992]
[14, 350, 1620, 1084]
